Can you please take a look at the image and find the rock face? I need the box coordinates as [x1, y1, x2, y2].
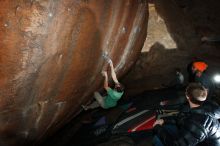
[0, 1, 148, 145]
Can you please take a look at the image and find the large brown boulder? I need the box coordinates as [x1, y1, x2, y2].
[0, 0, 148, 145]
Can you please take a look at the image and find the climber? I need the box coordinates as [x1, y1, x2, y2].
[190, 61, 214, 98]
[192, 61, 213, 95]
[82, 59, 124, 110]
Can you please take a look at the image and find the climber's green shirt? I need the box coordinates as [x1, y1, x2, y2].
[104, 87, 124, 109]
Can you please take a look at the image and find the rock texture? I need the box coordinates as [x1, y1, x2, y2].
[0, 1, 148, 145]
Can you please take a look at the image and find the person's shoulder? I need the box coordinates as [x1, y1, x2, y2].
[205, 100, 219, 105]
[203, 101, 220, 118]
[203, 101, 219, 110]
[106, 87, 113, 92]
[189, 102, 220, 122]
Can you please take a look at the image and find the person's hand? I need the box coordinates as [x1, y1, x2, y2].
[102, 71, 107, 77]
[109, 60, 114, 69]
[153, 119, 164, 127]
[107, 59, 112, 65]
